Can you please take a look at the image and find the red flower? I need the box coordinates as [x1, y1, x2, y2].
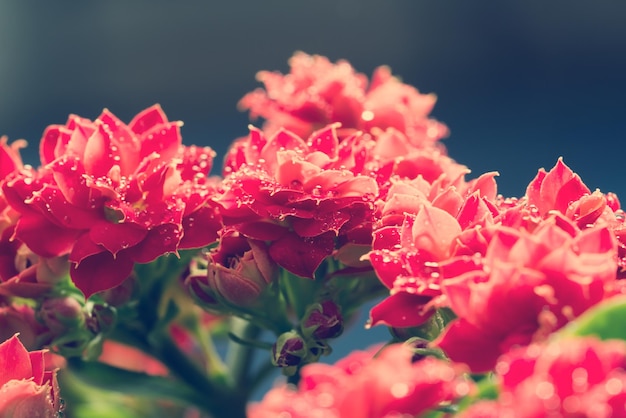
[435, 217, 618, 372]
[218, 124, 378, 278]
[0, 334, 61, 417]
[239, 52, 448, 145]
[3, 105, 219, 298]
[249, 343, 472, 418]
[461, 337, 626, 417]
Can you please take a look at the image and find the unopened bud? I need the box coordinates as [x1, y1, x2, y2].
[301, 300, 343, 340]
[39, 296, 84, 335]
[272, 331, 307, 373]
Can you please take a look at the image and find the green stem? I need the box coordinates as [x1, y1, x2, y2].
[226, 316, 262, 391]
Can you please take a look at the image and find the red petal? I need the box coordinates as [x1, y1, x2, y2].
[14, 215, 81, 257]
[128, 104, 168, 135]
[139, 121, 183, 162]
[269, 232, 334, 278]
[128, 224, 183, 263]
[435, 319, 503, 373]
[307, 124, 339, 158]
[368, 292, 433, 328]
[89, 220, 148, 255]
[369, 251, 405, 289]
[179, 207, 221, 249]
[71, 250, 135, 299]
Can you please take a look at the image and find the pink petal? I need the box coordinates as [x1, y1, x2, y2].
[83, 123, 115, 178]
[0, 335, 33, 386]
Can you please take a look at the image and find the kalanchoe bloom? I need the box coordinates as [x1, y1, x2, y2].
[187, 228, 277, 308]
[435, 215, 619, 373]
[251, 343, 473, 418]
[0, 334, 61, 417]
[3, 105, 220, 298]
[239, 52, 448, 145]
[366, 168, 501, 329]
[461, 337, 626, 418]
[367, 202, 464, 328]
[218, 124, 378, 278]
[0, 136, 25, 232]
[301, 299, 343, 340]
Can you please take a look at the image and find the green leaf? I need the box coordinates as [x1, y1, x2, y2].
[67, 359, 215, 411]
[560, 296, 626, 341]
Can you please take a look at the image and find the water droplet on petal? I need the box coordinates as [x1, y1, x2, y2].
[390, 382, 410, 398]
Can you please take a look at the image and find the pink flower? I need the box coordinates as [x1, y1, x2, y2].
[435, 216, 618, 372]
[3, 105, 219, 298]
[461, 337, 626, 417]
[218, 124, 378, 278]
[367, 173, 500, 328]
[239, 52, 447, 145]
[0, 334, 61, 417]
[249, 343, 472, 418]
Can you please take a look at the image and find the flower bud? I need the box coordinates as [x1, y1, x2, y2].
[301, 300, 343, 340]
[100, 275, 136, 306]
[272, 331, 307, 373]
[205, 230, 277, 307]
[86, 304, 116, 335]
[39, 297, 85, 336]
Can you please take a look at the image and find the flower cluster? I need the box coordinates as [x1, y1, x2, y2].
[0, 52, 625, 417]
[250, 343, 472, 418]
[461, 337, 626, 417]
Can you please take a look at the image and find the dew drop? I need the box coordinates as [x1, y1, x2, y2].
[316, 392, 334, 408]
[605, 377, 623, 395]
[390, 382, 410, 398]
[535, 381, 555, 400]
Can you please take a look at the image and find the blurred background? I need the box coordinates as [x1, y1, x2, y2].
[1, 0, 625, 377]
[2, 1, 625, 197]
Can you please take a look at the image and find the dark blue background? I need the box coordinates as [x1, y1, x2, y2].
[1, 0, 625, 391]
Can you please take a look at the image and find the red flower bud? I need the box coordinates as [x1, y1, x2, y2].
[301, 300, 343, 340]
[39, 297, 84, 336]
[205, 229, 277, 307]
[272, 331, 307, 370]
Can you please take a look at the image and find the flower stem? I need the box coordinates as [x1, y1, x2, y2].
[226, 316, 262, 391]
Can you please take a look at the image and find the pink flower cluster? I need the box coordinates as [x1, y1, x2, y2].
[1, 51, 625, 416]
[462, 337, 626, 417]
[249, 343, 472, 418]
[2, 105, 220, 298]
[368, 156, 625, 371]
